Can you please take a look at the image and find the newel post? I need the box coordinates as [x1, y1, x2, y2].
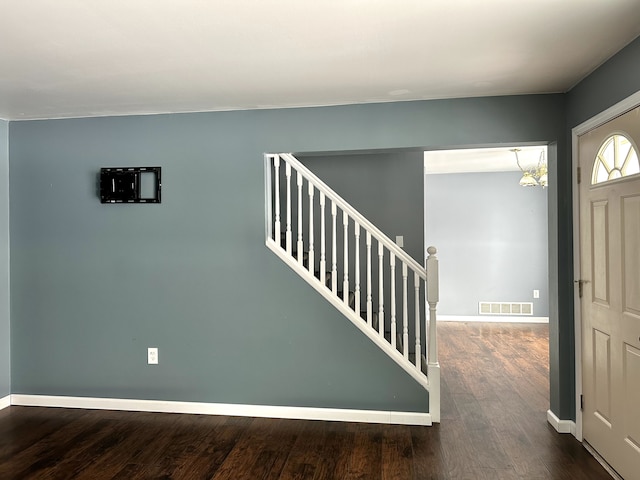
[426, 246, 440, 423]
[426, 246, 439, 364]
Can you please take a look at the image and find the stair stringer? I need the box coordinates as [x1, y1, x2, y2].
[266, 237, 431, 392]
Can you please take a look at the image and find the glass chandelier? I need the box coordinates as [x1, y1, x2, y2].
[513, 148, 547, 188]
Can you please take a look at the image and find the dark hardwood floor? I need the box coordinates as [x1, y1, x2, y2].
[0, 322, 611, 479]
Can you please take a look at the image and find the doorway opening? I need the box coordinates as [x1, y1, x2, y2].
[424, 146, 549, 323]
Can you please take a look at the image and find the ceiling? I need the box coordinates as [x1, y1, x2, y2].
[424, 146, 547, 174]
[1, 0, 640, 120]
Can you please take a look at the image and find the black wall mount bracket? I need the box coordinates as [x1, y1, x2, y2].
[100, 167, 161, 204]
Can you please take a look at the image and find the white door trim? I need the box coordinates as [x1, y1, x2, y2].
[571, 89, 640, 442]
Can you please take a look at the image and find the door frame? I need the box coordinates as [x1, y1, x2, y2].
[571, 89, 640, 442]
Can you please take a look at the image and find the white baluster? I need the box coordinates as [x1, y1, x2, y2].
[308, 182, 314, 273]
[297, 171, 303, 265]
[331, 201, 337, 294]
[274, 156, 280, 243]
[285, 162, 292, 254]
[378, 242, 384, 338]
[319, 192, 326, 286]
[354, 222, 360, 315]
[366, 232, 372, 327]
[402, 262, 409, 359]
[414, 272, 421, 369]
[390, 253, 396, 349]
[343, 211, 349, 306]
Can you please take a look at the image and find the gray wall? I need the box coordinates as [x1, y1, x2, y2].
[567, 36, 640, 128]
[5, 36, 640, 421]
[9, 95, 566, 414]
[557, 35, 640, 421]
[0, 120, 9, 398]
[425, 171, 549, 317]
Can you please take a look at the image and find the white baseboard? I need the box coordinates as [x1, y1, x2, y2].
[438, 315, 549, 323]
[0, 395, 10, 410]
[547, 409, 576, 435]
[10, 395, 432, 426]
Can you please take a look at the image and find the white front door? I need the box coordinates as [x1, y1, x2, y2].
[579, 106, 640, 480]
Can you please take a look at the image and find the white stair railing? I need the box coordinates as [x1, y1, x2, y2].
[264, 153, 440, 422]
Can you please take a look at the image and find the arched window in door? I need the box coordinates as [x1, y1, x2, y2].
[592, 133, 640, 184]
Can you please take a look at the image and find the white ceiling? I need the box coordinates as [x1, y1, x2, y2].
[424, 146, 547, 174]
[1, 0, 640, 120]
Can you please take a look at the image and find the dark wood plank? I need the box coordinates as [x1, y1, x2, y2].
[381, 424, 413, 480]
[409, 424, 445, 480]
[170, 415, 253, 480]
[276, 420, 349, 480]
[342, 423, 382, 480]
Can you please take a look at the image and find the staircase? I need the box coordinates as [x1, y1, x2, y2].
[264, 153, 440, 423]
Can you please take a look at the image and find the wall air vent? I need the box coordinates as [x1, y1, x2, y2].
[479, 302, 533, 316]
